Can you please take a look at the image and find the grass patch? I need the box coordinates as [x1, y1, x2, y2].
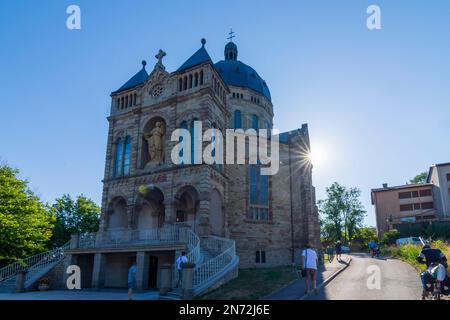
[198, 266, 297, 300]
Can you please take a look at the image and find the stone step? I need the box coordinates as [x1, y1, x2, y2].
[0, 277, 17, 293]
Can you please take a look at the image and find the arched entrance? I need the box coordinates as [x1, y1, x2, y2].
[174, 186, 199, 223]
[136, 186, 165, 229]
[209, 189, 225, 236]
[106, 197, 128, 230]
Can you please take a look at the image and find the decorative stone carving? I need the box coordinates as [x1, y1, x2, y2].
[144, 121, 165, 164]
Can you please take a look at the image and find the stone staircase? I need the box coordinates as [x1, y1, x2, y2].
[0, 277, 17, 293]
[164, 234, 239, 299]
[0, 226, 239, 298]
[200, 246, 216, 264]
[0, 242, 70, 293]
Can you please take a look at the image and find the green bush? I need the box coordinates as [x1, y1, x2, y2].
[382, 244, 422, 271]
[381, 229, 401, 245]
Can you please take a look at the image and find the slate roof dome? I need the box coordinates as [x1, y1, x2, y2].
[215, 41, 271, 101]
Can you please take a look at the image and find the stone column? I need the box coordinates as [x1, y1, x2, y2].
[136, 251, 149, 291]
[159, 264, 172, 295]
[69, 234, 79, 250]
[181, 262, 196, 299]
[14, 271, 27, 293]
[126, 204, 135, 230]
[64, 254, 79, 289]
[92, 253, 106, 289]
[196, 189, 211, 237]
[163, 199, 175, 224]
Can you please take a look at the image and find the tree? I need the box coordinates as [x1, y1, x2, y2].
[0, 165, 55, 267]
[318, 182, 366, 244]
[318, 183, 345, 242]
[51, 194, 100, 247]
[409, 171, 427, 184]
[342, 188, 366, 241]
[353, 227, 378, 247]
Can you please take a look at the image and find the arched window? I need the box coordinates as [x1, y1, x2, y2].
[129, 95, 132, 107]
[179, 121, 188, 165]
[117, 98, 120, 109]
[125, 96, 128, 109]
[252, 115, 259, 131]
[249, 164, 269, 221]
[199, 71, 204, 85]
[190, 119, 198, 164]
[178, 78, 183, 91]
[194, 73, 198, 87]
[211, 122, 216, 163]
[134, 93, 137, 105]
[211, 123, 223, 171]
[121, 97, 124, 109]
[249, 165, 257, 205]
[259, 173, 269, 206]
[189, 74, 193, 89]
[114, 138, 124, 177]
[263, 120, 270, 136]
[123, 136, 131, 175]
[183, 76, 187, 90]
[234, 110, 242, 129]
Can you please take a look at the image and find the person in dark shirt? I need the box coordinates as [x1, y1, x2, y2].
[417, 244, 447, 299]
[335, 240, 342, 262]
[417, 244, 447, 267]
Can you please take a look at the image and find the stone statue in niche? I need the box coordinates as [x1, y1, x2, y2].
[144, 121, 165, 164]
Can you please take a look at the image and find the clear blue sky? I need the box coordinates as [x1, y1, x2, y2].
[1, 1, 450, 227]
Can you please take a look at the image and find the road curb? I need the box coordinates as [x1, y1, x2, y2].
[299, 257, 353, 300]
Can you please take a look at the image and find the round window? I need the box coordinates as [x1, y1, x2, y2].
[152, 86, 164, 97]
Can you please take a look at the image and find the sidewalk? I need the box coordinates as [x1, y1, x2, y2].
[0, 289, 160, 300]
[264, 254, 352, 300]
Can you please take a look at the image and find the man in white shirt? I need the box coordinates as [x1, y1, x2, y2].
[301, 243, 319, 295]
[176, 251, 188, 288]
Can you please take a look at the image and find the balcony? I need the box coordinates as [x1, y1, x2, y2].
[67, 224, 198, 255]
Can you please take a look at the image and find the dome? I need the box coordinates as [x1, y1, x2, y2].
[215, 60, 271, 102]
[215, 41, 271, 101]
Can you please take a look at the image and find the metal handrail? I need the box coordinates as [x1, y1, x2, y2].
[0, 242, 70, 284]
[192, 236, 236, 290]
[78, 224, 184, 248]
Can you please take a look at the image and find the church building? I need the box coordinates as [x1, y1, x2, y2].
[65, 35, 320, 294]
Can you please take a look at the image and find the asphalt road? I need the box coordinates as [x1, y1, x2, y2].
[308, 253, 422, 300]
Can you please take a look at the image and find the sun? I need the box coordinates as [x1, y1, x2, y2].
[307, 145, 326, 167]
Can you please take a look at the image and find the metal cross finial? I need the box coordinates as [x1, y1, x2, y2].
[227, 29, 235, 42]
[155, 49, 166, 66]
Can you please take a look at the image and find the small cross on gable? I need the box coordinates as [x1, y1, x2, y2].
[155, 49, 166, 68]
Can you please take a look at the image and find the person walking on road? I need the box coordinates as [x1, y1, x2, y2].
[335, 240, 342, 262]
[301, 243, 319, 295]
[327, 246, 334, 263]
[127, 262, 137, 300]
